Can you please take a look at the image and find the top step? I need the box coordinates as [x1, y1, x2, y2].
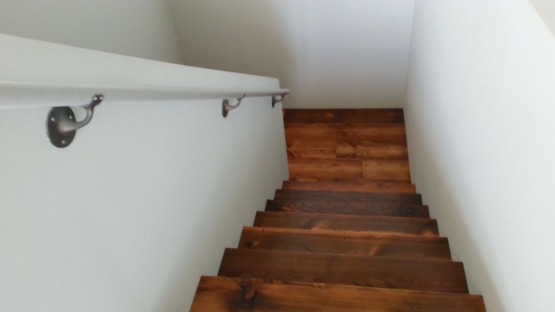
[284, 109, 405, 124]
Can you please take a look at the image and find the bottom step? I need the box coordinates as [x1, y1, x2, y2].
[191, 276, 486, 312]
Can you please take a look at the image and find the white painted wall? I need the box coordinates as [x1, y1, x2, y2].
[530, 0, 555, 36]
[0, 37, 288, 311]
[405, 0, 555, 311]
[0, 0, 185, 64]
[168, 0, 415, 108]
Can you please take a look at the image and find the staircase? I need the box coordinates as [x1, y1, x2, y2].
[190, 109, 486, 311]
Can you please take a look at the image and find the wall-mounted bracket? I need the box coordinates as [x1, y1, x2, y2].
[47, 94, 103, 148]
[222, 94, 246, 118]
[272, 93, 289, 108]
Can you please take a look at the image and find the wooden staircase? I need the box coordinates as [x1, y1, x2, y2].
[190, 109, 486, 311]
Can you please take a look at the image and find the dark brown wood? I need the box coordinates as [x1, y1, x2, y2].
[287, 138, 337, 159]
[274, 189, 423, 204]
[266, 199, 430, 218]
[254, 211, 439, 236]
[363, 159, 411, 181]
[282, 179, 416, 194]
[239, 227, 451, 260]
[287, 148, 336, 159]
[283, 109, 405, 124]
[218, 249, 469, 293]
[191, 276, 485, 312]
[288, 158, 363, 179]
[191, 109, 486, 310]
[336, 140, 408, 160]
[287, 139, 408, 160]
[285, 123, 407, 144]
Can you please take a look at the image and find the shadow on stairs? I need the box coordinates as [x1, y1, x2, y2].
[190, 109, 486, 311]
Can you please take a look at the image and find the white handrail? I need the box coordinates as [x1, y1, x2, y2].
[0, 34, 290, 148]
[0, 34, 288, 109]
[0, 81, 289, 109]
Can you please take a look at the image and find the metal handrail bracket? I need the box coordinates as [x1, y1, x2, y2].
[47, 94, 103, 148]
[222, 92, 290, 118]
[43, 89, 289, 147]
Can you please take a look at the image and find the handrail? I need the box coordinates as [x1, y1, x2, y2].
[0, 81, 289, 148]
[0, 81, 289, 109]
[0, 34, 289, 148]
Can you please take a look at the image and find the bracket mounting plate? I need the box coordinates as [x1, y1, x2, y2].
[47, 107, 76, 148]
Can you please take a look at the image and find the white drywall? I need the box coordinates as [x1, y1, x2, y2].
[530, 0, 555, 35]
[405, 0, 555, 311]
[0, 34, 284, 109]
[0, 0, 184, 64]
[0, 37, 289, 311]
[168, 0, 415, 108]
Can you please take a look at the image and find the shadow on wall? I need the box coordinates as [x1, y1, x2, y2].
[405, 110, 506, 312]
[167, 0, 415, 109]
[167, 0, 296, 98]
[148, 101, 287, 312]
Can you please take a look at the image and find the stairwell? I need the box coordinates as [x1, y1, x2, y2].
[190, 109, 486, 311]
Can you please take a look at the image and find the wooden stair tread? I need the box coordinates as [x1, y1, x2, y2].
[191, 276, 485, 312]
[275, 189, 422, 204]
[288, 158, 411, 181]
[282, 179, 416, 194]
[254, 211, 439, 236]
[288, 158, 363, 179]
[287, 139, 408, 160]
[285, 123, 407, 144]
[362, 159, 411, 181]
[283, 108, 405, 124]
[266, 199, 430, 218]
[239, 226, 451, 260]
[218, 248, 468, 293]
[336, 140, 409, 159]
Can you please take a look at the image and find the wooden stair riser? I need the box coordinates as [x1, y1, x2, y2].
[219, 249, 469, 293]
[288, 158, 411, 181]
[287, 139, 408, 160]
[283, 108, 405, 124]
[239, 227, 451, 260]
[191, 276, 486, 312]
[282, 180, 416, 194]
[285, 124, 407, 144]
[336, 141, 409, 159]
[266, 199, 430, 218]
[274, 190, 422, 204]
[254, 212, 439, 236]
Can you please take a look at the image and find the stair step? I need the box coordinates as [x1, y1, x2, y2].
[287, 139, 408, 160]
[288, 158, 363, 179]
[283, 108, 405, 124]
[191, 276, 485, 312]
[218, 249, 468, 293]
[239, 227, 451, 260]
[287, 138, 337, 159]
[254, 211, 439, 236]
[336, 140, 409, 159]
[282, 179, 416, 194]
[285, 123, 407, 144]
[274, 189, 422, 204]
[288, 158, 411, 181]
[266, 199, 430, 218]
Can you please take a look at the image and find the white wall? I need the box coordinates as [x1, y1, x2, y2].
[0, 37, 289, 311]
[0, 0, 184, 64]
[168, 0, 415, 109]
[530, 0, 555, 36]
[405, 0, 555, 311]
